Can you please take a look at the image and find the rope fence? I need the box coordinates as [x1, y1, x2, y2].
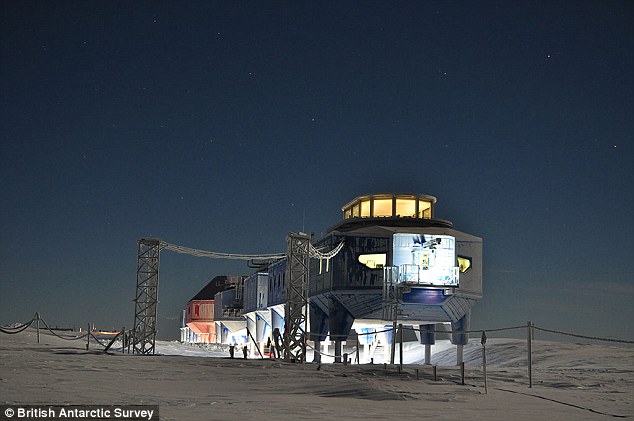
[2, 312, 633, 394]
[532, 326, 634, 344]
[38, 317, 89, 341]
[0, 313, 119, 351]
[3, 314, 633, 347]
[315, 324, 633, 344]
[3, 314, 632, 347]
[0, 319, 34, 335]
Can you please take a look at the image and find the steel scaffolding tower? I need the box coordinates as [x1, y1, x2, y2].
[283, 232, 310, 363]
[132, 238, 161, 355]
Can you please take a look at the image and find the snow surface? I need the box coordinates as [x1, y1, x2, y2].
[1, 329, 632, 420]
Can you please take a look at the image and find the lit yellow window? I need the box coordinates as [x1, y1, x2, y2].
[395, 198, 416, 217]
[418, 200, 431, 218]
[352, 204, 360, 218]
[358, 254, 387, 269]
[344, 208, 352, 219]
[360, 199, 371, 217]
[373, 198, 393, 217]
[457, 256, 472, 273]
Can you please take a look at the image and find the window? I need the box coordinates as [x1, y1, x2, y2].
[358, 253, 387, 269]
[360, 199, 371, 217]
[395, 198, 416, 217]
[393, 233, 459, 286]
[418, 200, 432, 218]
[373, 198, 393, 217]
[352, 204, 360, 218]
[344, 208, 352, 219]
[457, 256, 472, 273]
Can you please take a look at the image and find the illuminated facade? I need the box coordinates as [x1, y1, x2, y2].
[180, 276, 244, 344]
[207, 193, 482, 364]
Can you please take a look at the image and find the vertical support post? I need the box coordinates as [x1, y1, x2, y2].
[460, 362, 465, 385]
[433, 365, 437, 381]
[314, 340, 322, 363]
[132, 238, 161, 355]
[456, 344, 464, 365]
[527, 321, 533, 388]
[86, 323, 90, 350]
[383, 266, 399, 365]
[420, 324, 435, 365]
[390, 319, 397, 364]
[481, 331, 488, 394]
[398, 323, 404, 370]
[35, 312, 40, 344]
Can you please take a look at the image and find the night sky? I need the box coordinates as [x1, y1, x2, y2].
[1, 1, 632, 340]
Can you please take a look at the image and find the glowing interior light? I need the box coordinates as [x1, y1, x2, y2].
[373, 198, 392, 217]
[341, 194, 436, 220]
[395, 198, 416, 217]
[358, 253, 387, 269]
[393, 233, 459, 286]
[457, 256, 472, 273]
[352, 204, 360, 217]
[418, 200, 432, 218]
[360, 199, 371, 217]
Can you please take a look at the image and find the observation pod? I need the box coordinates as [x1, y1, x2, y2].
[308, 193, 482, 364]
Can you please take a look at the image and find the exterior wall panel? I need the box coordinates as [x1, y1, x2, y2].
[267, 259, 286, 307]
[186, 300, 215, 323]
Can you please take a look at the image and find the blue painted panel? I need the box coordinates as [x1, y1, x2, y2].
[402, 288, 446, 304]
[357, 328, 377, 345]
[271, 309, 284, 331]
[256, 312, 271, 342]
[419, 324, 436, 345]
[451, 314, 470, 345]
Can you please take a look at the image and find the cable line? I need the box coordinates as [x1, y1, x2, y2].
[159, 239, 345, 261]
[160, 241, 287, 260]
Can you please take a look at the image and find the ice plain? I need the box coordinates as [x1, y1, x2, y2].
[1, 329, 632, 420]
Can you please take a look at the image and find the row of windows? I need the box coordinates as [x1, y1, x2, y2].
[344, 197, 432, 219]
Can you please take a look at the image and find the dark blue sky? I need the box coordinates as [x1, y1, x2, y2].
[1, 1, 632, 340]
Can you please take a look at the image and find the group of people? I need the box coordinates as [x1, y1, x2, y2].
[228, 337, 278, 359]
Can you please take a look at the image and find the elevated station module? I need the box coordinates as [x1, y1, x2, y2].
[195, 193, 483, 364]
